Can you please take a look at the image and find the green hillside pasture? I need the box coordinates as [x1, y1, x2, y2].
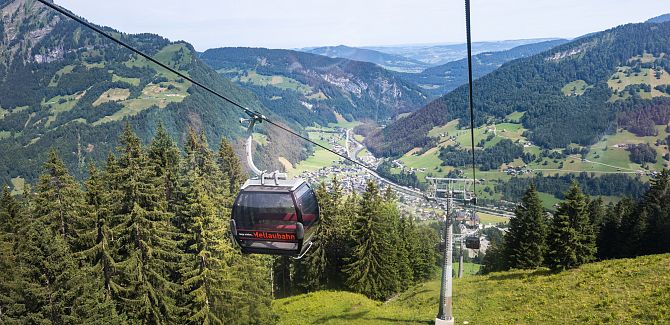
[48, 64, 75, 87]
[92, 88, 130, 106]
[273, 254, 670, 324]
[608, 66, 670, 101]
[92, 81, 189, 126]
[238, 70, 313, 95]
[504, 111, 525, 123]
[478, 212, 509, 225]
[288, 130, 345, 176]
[399, 146, 443, 171]
[112, 74, 140, 86]
[42, 93, 80, 127]
[561, 80, 593, 96]
[123, 43, 192, 79]
[10, 177, 25, 195]
[152, 43, 193, 78]
[427, 119, 459, 138]
[587, 127, 669, 171]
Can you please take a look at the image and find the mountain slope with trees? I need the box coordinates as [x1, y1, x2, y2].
[397, 39, 568, 98]
[199, 47, 429, 126]
[366, 20, 670, 156]
[0, 0, 307, 187]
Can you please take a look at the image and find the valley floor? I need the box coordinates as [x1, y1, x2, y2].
[273, 254, 670, 324]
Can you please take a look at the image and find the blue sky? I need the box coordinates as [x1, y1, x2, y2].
[55, 0, 670, 50]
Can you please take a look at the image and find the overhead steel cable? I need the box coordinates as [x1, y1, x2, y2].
[36, 0, 377, 174]
[465, 0, 478, 198]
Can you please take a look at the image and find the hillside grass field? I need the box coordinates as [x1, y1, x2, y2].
[273, 254, 670, 324]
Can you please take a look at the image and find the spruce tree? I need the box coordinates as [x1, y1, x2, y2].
[32, 150, 86, 248]
[148, 122, 181, 212]
[546, 182, 595, 270]
[294, 182, 331, 292]
[597, 200, 631, 259]
[343, 181, 398, 300]
[179, 169, 237, 324]
[640, 169, 670, 254]
[112, 123, 181, 323]
[0, 187, 22, 322]
[218, 137, 247, 193]
[79, 164, 119, 299]
[504, 184, 547, 269]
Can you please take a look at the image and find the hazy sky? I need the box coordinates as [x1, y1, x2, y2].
[54, 0, 670, 51]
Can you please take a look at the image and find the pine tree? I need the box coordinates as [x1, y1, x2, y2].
[13, 213, 119, 323]
[546, 182, 595, 270]
[294, 182, 331, 292]
[597, 200, 633, 259]
[504, 184, 547, 269]
[412, 224, 438, 281]
[343, 181, 398, 300]
[0, 187, 22, 322]
[179, 169, 237, 324]
[112, 123, 181, 323]
[32, 150, 86, 248]
[148, 122, 181, 213]
[640, 169, 670, 254]
[218, 137, 247, 194]
[78, 164, 119, 300]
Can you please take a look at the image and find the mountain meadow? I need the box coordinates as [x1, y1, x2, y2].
[2, 0, 670, 324]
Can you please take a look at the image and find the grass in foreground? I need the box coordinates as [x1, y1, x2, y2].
[273, 254, 670, 324]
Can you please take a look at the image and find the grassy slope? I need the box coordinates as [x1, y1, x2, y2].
[274, 254, 670, 324]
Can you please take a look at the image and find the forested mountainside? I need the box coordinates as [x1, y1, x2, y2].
[366, 20, 670, 157]
[396, 39, 568, 98]
[0, 0, 306, 186]
[647, 13, 670, 24]
[199, 47, 429, 126]
[303, 44, 430, 72]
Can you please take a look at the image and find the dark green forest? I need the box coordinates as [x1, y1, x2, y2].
[483, 170, 670, 273]
[366, 21, 670, 156]
[0, 123, 439, 323]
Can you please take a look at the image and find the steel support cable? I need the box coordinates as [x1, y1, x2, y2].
[465, 0, 478, 197]
[36, 0, 377, 174]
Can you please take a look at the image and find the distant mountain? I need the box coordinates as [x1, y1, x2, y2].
[647, 14, 670, 24]
[366, 21, 670, 157]
[365, 38, 561, 66]
[397, 39, 568, 98]
[0, 0, 302, 185]
[302, 45, 430, 73]
[200, 47, 429, 125]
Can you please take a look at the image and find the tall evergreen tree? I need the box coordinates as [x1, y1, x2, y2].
[112, 123, 181, 323]
[218, 137, 247, 194]
[79, 164, 118, 300]
[32, 150, 86, 247]
[343, 181, 398, 300]
[597, 199, 634, 259]
[179, 169, 237, 324]
[0, 187, 22, 322]
[546, 182, 596, 270]
[148, 122, 182, 213]
[640, 169, 670, 254]
[504, 184, 548, 269]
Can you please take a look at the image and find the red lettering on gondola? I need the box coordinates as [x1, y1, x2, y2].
[238, 231, 297, 241]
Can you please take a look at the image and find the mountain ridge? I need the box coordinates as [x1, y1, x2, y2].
[200, 47, 429, 125]
[0, 0, 303, 186]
